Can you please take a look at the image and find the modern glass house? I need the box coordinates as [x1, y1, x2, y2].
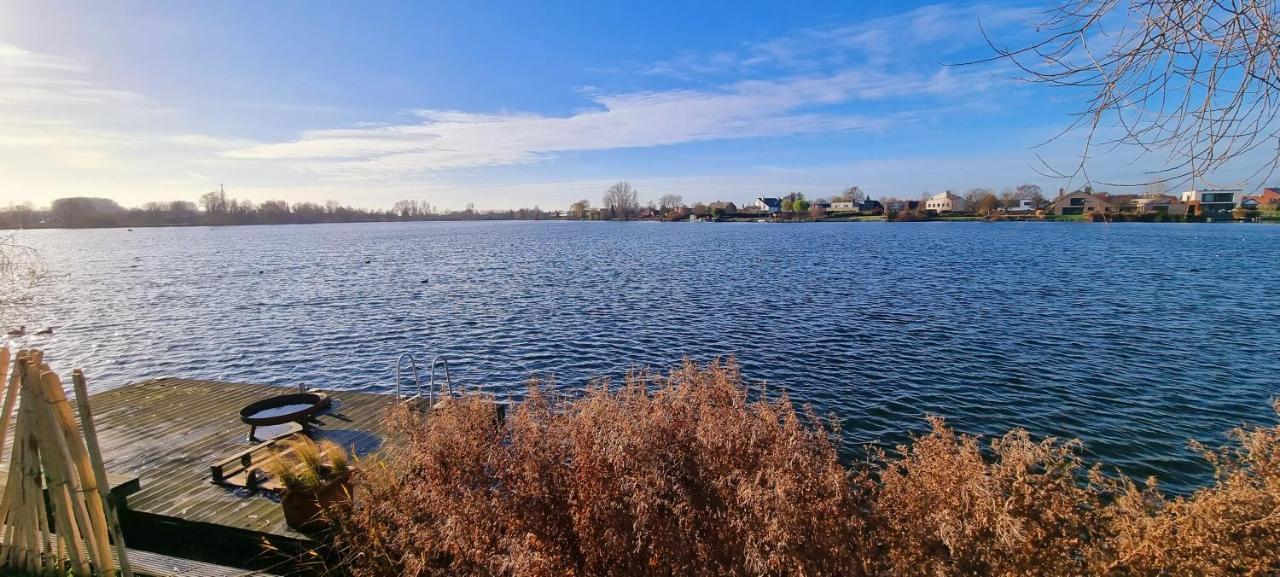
[1179, 189, 1243, 216]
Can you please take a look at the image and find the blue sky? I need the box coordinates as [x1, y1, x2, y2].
[0, 1, 1265, 209]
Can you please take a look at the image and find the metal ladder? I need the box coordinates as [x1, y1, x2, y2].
[394, 353, 458, 406]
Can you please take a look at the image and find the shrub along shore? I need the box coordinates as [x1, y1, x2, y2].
[318, 359, 1279, 577]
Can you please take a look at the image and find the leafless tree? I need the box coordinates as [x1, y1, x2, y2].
[658, 194, 685, 214]
[569, 199, 593, 220]
[0, 234, 45, 327]
[987, 0, 1280, 186]
[834, 186, 867, 203]
[964, 187, 997, 212]
[200, 189, 229, 214]
[602, 181, 640, 220]
[978, 194, 1003, 215]
[999, 187, 1019, 208]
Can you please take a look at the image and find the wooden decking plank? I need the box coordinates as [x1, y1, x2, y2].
[0, 376, 393, 569]
[91, 381, 260, 448]
[87, 379, 393, 541]
[129, 546, 277, 576]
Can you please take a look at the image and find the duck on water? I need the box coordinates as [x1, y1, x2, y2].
[5, 326, 54, 337]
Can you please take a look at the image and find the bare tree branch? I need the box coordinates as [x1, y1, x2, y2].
[987, 0, 1279, 187]
[0, 234, 46, 327]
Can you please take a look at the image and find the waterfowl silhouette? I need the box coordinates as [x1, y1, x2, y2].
[35, 327, 53, 335]
[5, 326, 25, 337]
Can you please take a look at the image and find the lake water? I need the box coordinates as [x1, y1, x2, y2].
[7, 221, 1279, 491]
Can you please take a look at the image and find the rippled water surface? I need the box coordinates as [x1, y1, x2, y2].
[8, 221, 1280, 491]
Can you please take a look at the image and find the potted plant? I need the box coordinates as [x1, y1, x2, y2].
[267, 436, 352, 532]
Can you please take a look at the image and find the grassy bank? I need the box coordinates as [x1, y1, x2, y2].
[322, 360, 1279, 576]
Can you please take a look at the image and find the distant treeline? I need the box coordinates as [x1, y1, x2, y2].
[0, 193, 559, 229]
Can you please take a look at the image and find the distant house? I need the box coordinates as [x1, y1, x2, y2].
[811, 200, 831, 210]
[1049, 189, 1111, 216]
[1241, 197, 1261, 210]
[858, 199, 884, 215]
[754, 197, 782, 215]
[1006, 198, 1037, 212]
[1101, 194, 1140, 212]
[708, 201, 738, 215]
[1131, 194, 1188, 216]
[924, 191, 967, 213]
[1243, 187, 1280, 209]
[885, 200, 920, 212]
[1180, 189, 1242, 216]
[829, 200, 858, 212]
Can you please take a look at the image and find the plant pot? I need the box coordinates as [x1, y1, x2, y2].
[281, 469, 353, 532]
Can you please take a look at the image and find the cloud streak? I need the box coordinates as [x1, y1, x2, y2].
[639, 3, 1037, 79]
[0, 43, 262, 203]
[221, 3, 1032, 180]
[224, 71, 943, 175]
[0, 3, 1060, 207]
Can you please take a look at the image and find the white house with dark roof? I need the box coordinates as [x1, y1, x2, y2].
[754, 197, 782, 214]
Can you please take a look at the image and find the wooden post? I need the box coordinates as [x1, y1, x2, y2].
[0, 348, 21, 474]
[0, 348, 20, 563]
[41, 369, 113, 576]
[29, 367, 95, 577]
[73, 369, 133, 577]
[23, 362, 89, 577]
[17, 361, 52, 574]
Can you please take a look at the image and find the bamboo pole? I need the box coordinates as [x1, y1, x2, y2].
[0, 348, 22, 490]
[72, 369, 132, 577]
[23, 365, 86, 577]
[34, 473, 52, 577]
[41, 369, 112, 576]
[28, 367, 93, 577]
[16, 367, 44, 574]
[6, 415, 28, 571]
[0, 349, 22, 562]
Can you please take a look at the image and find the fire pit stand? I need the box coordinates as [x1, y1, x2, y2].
[238, 392, 332, 442]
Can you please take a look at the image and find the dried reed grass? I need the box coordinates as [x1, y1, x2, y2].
[324, 360, 1280, 577]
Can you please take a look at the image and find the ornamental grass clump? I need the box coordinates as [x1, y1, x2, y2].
[329, 359, 865, 576]
[267, 436, 350, 492]
[1101, 401, 1280, 576]
[325, 360, 1280, 577]
[864, 418, 1111, 576]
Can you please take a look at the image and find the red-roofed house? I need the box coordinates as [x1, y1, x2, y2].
[1243, 187, 1280, 209]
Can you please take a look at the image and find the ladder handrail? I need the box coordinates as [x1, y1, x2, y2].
[428, 355, 454, 399]
[395, 352, 458, 407]
[394, 353, 424, 401]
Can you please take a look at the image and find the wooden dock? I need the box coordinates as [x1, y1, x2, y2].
[82, 377, 397, 571]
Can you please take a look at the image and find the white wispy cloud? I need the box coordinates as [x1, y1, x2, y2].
[0, 44, 147, 108]
[0, 3, 1053, 208]
[638, 3, 1038, 79]
[0, 42, 264, 204]
[224, 71, 943, 175]
[224, 2, 1022, 181]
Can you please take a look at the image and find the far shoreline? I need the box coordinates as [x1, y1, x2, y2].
[5, 215, 1277, 232]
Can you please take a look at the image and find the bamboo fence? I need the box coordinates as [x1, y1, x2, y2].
[0, 347, 132, 576]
